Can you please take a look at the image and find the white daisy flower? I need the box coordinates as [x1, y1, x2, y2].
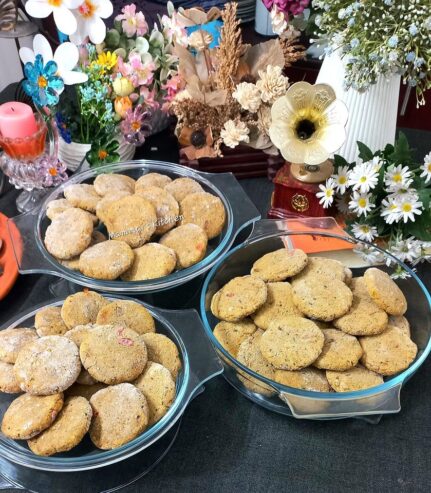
[384, 164, 413, 191]
[19, 34, 87, 85]
[396, 195, 423, 223]
[388, 188, 419, 201]
[389, 238, 422, 264]
[335, 194, 350, 214]
[381, 197, 400, 224]
[316, 178, 336, 208]
[351, 223, 378, 242]
[332, 166, 350, 194]
[25, 0, 81, 36]
[349, 191, 375, 217]
[369, 156, 383, 173]
[348, 162, 378, 193]
[354, 244, 384, 265]
[420, 151, 431, 183]
[70, 0, 113, 45]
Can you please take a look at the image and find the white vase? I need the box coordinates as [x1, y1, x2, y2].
[58, 138, 92, 172]
[255, 0, 275, 36]
[316, 51, 401, 163]
[117, 136, 136, 162]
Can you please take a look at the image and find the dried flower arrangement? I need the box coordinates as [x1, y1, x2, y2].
[167, 1, 306, 160]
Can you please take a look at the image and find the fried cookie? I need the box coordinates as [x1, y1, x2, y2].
[79, 240, 134, 280]
[164, 177, 203, 203]
[293, 257, 348, 283]
[326, 365, 384, 392]
[274, 367, 331, 392]
[121, 243, 177, 281]
[63, 184, 101, 212]
[96, 300, 155, 335]
[0, 327, 38, 364]
[136, 172, 172, 191]
[135, 186, 180, 235]
[313, 328, 363, 371]
[210, 275, 268, 322]
[140, 333, 181, 379]
[0, 361, 21, 393]
[179, 192, 226, 239]
[363, 268, 408, 316]
[93, 173, 135, 196]
[61, 291, 108, 329]
[213, 319, 257, 357]
[251, 249, 308, 281]
[95, 190, 133, 224]
[159, 224, 208, 269]
[35, 306, 69, 337]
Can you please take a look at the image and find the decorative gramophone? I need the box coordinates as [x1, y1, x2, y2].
[267, 82, 348, 218]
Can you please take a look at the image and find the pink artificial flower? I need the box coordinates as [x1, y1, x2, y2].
[140, 86, 160, 110]
[160, 13, 188, 46]
[262, 0, 309, 15]
[121, 104, 152, 145]
[115, 4, 148, 38]
[162, 74, 182, 102]
[128, 53, 155, 87]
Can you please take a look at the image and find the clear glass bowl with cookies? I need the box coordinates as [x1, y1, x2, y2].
[200, 217, 431, 420]
[7, 161, 260, 297]
[0, 292, 222, 472]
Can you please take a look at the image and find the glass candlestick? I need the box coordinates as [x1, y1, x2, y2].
[0, 113, 65, 213]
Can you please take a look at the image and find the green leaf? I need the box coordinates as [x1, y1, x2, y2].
[357, 141, 374, 162]
[333, 153, 351, 170]
[417, 188, 431, 210]
[389, 131, 414, 166]
[404, 212, 431, 241]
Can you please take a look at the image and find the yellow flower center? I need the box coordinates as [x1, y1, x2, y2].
[97, 52, 118, 70]
[361, 225, 370, 232]
[338, 176, 347, 184]
[291, 108, 327, 142]
[359, 176, 367, 183]
[402, 203, 412, 213]
[37, 76, 47, 88]
[78, 0, 96, 18]
[325, 190, 333, 198]
[358, 198, 367, 208]
[131, 121, 141, 132]
[393, 173, 402, 182]
[98, 149, 108, 160]
[427, 162, 431, 171]
[48, 0, 62, 6]
[49, 168, 57, 176]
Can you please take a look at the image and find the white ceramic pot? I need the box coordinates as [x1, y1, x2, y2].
[316, 51, 401, 163]
[117, 136, 136, 162]
[58, 138, 91, 172]
[255, 0, 275, 36]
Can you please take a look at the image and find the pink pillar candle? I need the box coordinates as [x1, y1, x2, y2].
[0, 102, 39, 139]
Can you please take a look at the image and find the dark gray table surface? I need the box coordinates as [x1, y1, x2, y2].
[1, 114, 431, 491]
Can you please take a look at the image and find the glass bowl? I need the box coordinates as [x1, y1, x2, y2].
[200, 217, 431, 420]
[8, 160, 260, 294]
[0, 296, 222, 471]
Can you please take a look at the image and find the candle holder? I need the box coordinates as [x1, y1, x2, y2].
[0, 113, 66, 212]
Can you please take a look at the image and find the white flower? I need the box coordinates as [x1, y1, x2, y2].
[270, 6, 288, 35]
[389, 238, 422, 264]
[220, 120, 250, 148]
[354, 244, 384, 265]
[316, 178, 336, 208]
[19, 34, 87, 85]
[70, 0, 113, 45]
[396, 195, 423, 223]
[420, 151, 431, 183]
[381, 197, 400, 224]
[384, 164, 413, 191]
[256, 65, 289, 104]
[232, 82, 262, 113]
[369, 156, 383, 173]
[348, 162, 378, 193]
[332, 165, 350, 193]
[188, 30, 213, 51]
[349, 191, 375, 216]
[335, 194, 350, 214]
[351, 223, 378, 242]
[25, 0, 81, 36]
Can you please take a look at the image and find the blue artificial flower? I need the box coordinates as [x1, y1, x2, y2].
[348, 18, 355, 27]
[23, 55, 64, 107]
[388, 35, 398, 48]
[55, 113, 71, 144]
[409, 24, 418, 36]
[388, 51, 398, 62]
[414, 57, 425, 68]
[406, 52, 416, 62]
[384, 0, 393, 5]
[408, 79, 417, 87]
[350, 38, 360, 48]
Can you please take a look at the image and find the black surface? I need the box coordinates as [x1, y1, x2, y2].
[1, 88, 431, 492]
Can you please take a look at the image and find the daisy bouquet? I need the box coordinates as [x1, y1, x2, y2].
[311, 0, 431, 106]
[168, 1, 305, 159]
[316, 134, 431, 272]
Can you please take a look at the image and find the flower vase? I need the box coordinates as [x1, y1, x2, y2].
[117, 136, 135, 162]
[316, 51, 401, 163]
[254, 1, 275, 36]
[58, 137, 92, 173]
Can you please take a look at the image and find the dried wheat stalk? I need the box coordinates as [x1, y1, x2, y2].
[215, 2, 243, 93]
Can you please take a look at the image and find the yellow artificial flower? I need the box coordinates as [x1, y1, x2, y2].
[96, 51, 118, 71]
[113, 77, 134, 97]
[269, 82, 348, 165]
[114, 96, 132, 118]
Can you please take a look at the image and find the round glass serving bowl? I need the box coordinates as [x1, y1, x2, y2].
[200, 218, 431, 420]
[7, 160, 260, 294]
[0, 296, 222, 472]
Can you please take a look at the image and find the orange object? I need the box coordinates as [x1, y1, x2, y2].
[0, 213, 21, 300]
[0, 115, 47, 160]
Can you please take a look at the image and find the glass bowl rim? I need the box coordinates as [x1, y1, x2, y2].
[34, 160, 234, 291]
[0, 295, 191, 471]
[200, 228, 431, 400]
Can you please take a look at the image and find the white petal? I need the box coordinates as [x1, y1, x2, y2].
[54, 42, 79, 71]
[95, 0, 113, 19]
[88, 15, 106, 45]
[53, 6, 77, 35]
[33, 34, 54, 62]
[69, 22, 87, 46]
[64, 0, 82, 8]
[323, 99, 349, 127]
[319, 124, 347, 153]
[61, 70, 88, 85]
[19, 47, 35, 65]
[25, 1, 53, 19]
